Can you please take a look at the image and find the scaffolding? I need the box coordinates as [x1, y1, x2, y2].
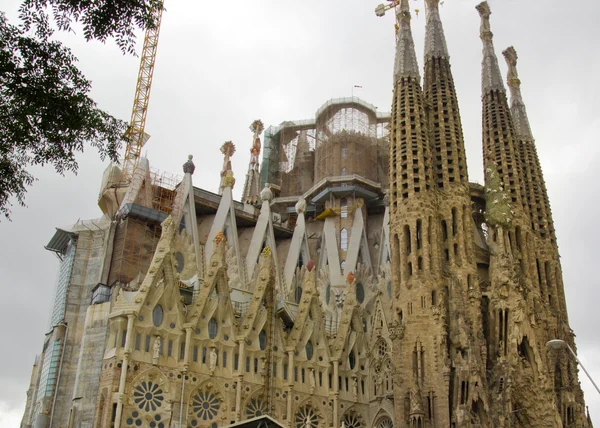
[279, 124, 317, 196]
[260, 98, 391, 199]
[149, 168, 180, 214]
[109, 216, 162, 288]
[315, 98, 380, 184]
[107, 167, 181, 289]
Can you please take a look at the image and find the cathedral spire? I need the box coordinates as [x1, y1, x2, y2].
[502, 47, 533, 139]
[394, 0, 420, 81]
[476, 2, 504, 93]
[424, 0, 449, 59]
[424, 0, 469, 188]
[476, 1, 526, 213]
[503, 46, 555, 240]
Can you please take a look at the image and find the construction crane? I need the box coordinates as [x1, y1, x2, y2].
[117, 4, 165, 187]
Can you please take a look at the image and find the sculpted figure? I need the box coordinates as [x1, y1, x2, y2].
[209, 347, 218, 375]
[152, 336, 161, 365]
[309, 368, 316, 394]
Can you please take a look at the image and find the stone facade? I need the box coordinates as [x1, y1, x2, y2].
[21, 2, 592, 428]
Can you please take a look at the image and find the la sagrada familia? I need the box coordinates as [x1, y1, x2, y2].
[20, 1, 594, 427]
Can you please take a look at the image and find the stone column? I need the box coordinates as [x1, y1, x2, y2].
[286, 350, 294, 427]
[332, 359, 339, 428]
[235, 340, 245, 421]
[114, 314, 134, 428]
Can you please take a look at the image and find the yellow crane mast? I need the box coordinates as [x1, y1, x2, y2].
[118, 5, 165, 186]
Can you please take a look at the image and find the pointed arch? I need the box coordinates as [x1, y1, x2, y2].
[371, 409, 394, 428]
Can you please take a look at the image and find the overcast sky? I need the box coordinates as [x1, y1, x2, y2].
[1, 0, 599, 425]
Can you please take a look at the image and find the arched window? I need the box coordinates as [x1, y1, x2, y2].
[295, 286, 303, 304]
[326, 284, 331, 305]
[208, 318, 218, 339]
[259, 330, 267, 350]
[349, 351, 356, 369]
[341, 144, 348, 159]
[356, 282, 365, 304]
[175, 253, 185, 274]
[387, 281, 392, 299]
[341, 167, 347, 176]
[341, 199, 348, 218]
[341, 260, 346, 272]
[152, 305, 163, 327]
[341, 228, 348, 251]
[305, 341, 314, 360]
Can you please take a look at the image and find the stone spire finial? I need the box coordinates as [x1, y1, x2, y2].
[502, 46, 533, 139]
[219, 141, 236, 194]
[242, 120, 264, 204]
[182, 154, 195, 175]
[424, 0, 449, 60]
[476, 2, 504, 93]
[394, 0, 420, 81]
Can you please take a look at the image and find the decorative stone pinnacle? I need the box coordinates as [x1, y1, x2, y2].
[393, 0, 420, 81]
[260, 183, 273, 202]
[346, 271, 356, 284]
[261, 245, 272, 257]
[476, 2, 492, 38]
[222, 171, 236, 189]
[295, 197, 307, 214]
[476, 1, 504, 93]
[250, 119, 264, 135]
[214, 230, 226, 245]
[502, 46, 533, 138]
[424, 0, 449, 59]
[220, 141, 236, 157]
[503, 46, 520, 86]
[182, 154, 195, 175]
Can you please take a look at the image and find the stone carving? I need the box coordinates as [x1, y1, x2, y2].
[295, 197, 307, 214]
[260, 183, 273, 202]
[183, 154, 196, 175]
[410, 383, 423, 414]
[152, 337, 161, 365]
[309, 368, 316, 394]
[209, 347, 217, 375]
[476, 2, 491, 34]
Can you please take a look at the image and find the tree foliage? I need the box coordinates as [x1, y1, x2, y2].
[19, 0, 164, 54]
[0, 12, 128, 219]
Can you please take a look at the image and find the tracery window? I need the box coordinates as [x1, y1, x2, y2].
[245, 397, 268, 419]
[377, 340, 389, 358]
[132, 381, 164, 412]
[376, 417, 394, 428]
[342, 412, 364, 428]
[124, 378, 168, 428]
[295, 405, 319, 428]
[190, 390, 220, 424]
